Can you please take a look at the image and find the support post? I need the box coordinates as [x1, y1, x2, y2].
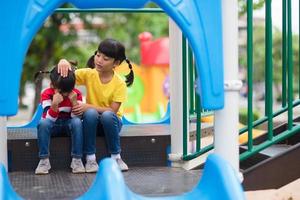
[169, 18, 184, 164]
[0, 117, 8, 170]
[214, 0, 242, 178]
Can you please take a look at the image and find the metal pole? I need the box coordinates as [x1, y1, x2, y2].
[247, 0, 254, 151]
[0, 117, 8, 170]
[214, 0, 241, 178]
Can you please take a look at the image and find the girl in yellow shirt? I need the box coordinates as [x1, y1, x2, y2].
[58, 39, 134, 172]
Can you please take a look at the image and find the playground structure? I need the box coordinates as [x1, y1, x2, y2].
[0, 0, 243, 199]
[1, 0, 299, 199]
[116, 31, 170, 123]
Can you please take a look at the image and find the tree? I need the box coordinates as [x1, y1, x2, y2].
[22, 4, 168, 116]
[77, 10, 168, 63]
[239, 25, 299, 99]
[23, 7, 91, 115]
[22, 1, 269, 116]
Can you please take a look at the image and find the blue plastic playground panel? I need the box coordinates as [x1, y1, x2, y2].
[0, 165, 23, 200]
[7, 104, 43, 129]
[0, 0, 224, 116]
[77, 154, 245, 200]
[0, 154, 244, 200]
[0, 0, 233, 199]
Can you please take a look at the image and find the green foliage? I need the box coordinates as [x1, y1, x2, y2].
[239, 26, 299, 84]
[22, 1, 281, 112]
[238, 0, 265, 16]
[239, 108, 261, 125]
[81, 12, 168, 63]
[23, 4, 93, 111]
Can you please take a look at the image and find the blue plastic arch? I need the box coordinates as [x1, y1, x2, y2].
[0, 164, 23, 200]
[78, 154, 245, 200]
[0, 154, 244, 200]
[0, 0, 224, 116]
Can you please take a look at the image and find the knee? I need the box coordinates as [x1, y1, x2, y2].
[70, 117, 82, 127]
[101, 111, 115, 122]
[83, 109, 98, 121]
[38, 119, 53, 129]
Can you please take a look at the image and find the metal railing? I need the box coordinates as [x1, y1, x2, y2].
[55, 6, 299, 163]
[182, 0, 300, 162]
[239, 0, 299, 161]
[181, 36, 213, 160]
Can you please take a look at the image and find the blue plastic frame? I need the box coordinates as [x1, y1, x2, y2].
[77, 154, 245, 200]
[0, 1, 243, 199]
[6, 102, 169, 128]
[0, 0, 224, 116]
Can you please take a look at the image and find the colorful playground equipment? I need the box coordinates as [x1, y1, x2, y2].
[116, 32, 170, 123]
[0, 0, 245, 199]
[0, 165, 22, 200]
[0, 154, 244, 200]
[0, 0, 224, 116]
[86, 154, 244, 200]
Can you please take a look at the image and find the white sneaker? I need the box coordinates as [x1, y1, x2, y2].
[85, 159, 99, 173]
[70, 158, 85, 174]
[115, 158, 129, 172]
[35, 158, 51, 175]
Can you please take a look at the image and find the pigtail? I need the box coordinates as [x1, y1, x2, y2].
[34, 70, 50, 82]
[125, 58, 134, 87]
[68, 60, 78, 67]
[34, 59, 77, 81]
[86, 51, 97, 69]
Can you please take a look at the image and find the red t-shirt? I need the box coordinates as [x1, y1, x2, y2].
[40, 88, 82, 121]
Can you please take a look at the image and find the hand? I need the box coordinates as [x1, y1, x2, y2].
[72, 103, 89, 116]
[51, 92, 64, 111]
[58, 59, 72, 77]
[68, 91, 78, 106]
[52, 92, 64, 105]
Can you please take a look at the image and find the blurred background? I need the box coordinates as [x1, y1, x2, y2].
[7, 0, 299, 126]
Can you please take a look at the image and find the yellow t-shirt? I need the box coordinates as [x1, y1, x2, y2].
[75, 68, 127, 118]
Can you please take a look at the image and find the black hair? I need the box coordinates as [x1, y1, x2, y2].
[34, 61, 77, 93]
[86, 39, 134, 87]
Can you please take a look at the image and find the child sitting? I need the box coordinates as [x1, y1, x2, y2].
[34, 65, 84, 174]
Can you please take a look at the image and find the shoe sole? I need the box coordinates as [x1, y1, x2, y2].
[35, 171, 49, 175]
[72, 170, 86, 174]
[70, 165, 86, 174]
[85, 169, 98, 173]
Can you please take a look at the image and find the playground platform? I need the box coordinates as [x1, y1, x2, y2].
[9, 167, 201, 200]
[9, 171, 300, 200]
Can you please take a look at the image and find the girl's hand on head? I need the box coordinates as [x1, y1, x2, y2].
[58, 59, 72, 77]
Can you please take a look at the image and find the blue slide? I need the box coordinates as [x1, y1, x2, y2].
[77, 154, 245, 200]
[0, 154, 244, 200]
[0, 165, 23, 200]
